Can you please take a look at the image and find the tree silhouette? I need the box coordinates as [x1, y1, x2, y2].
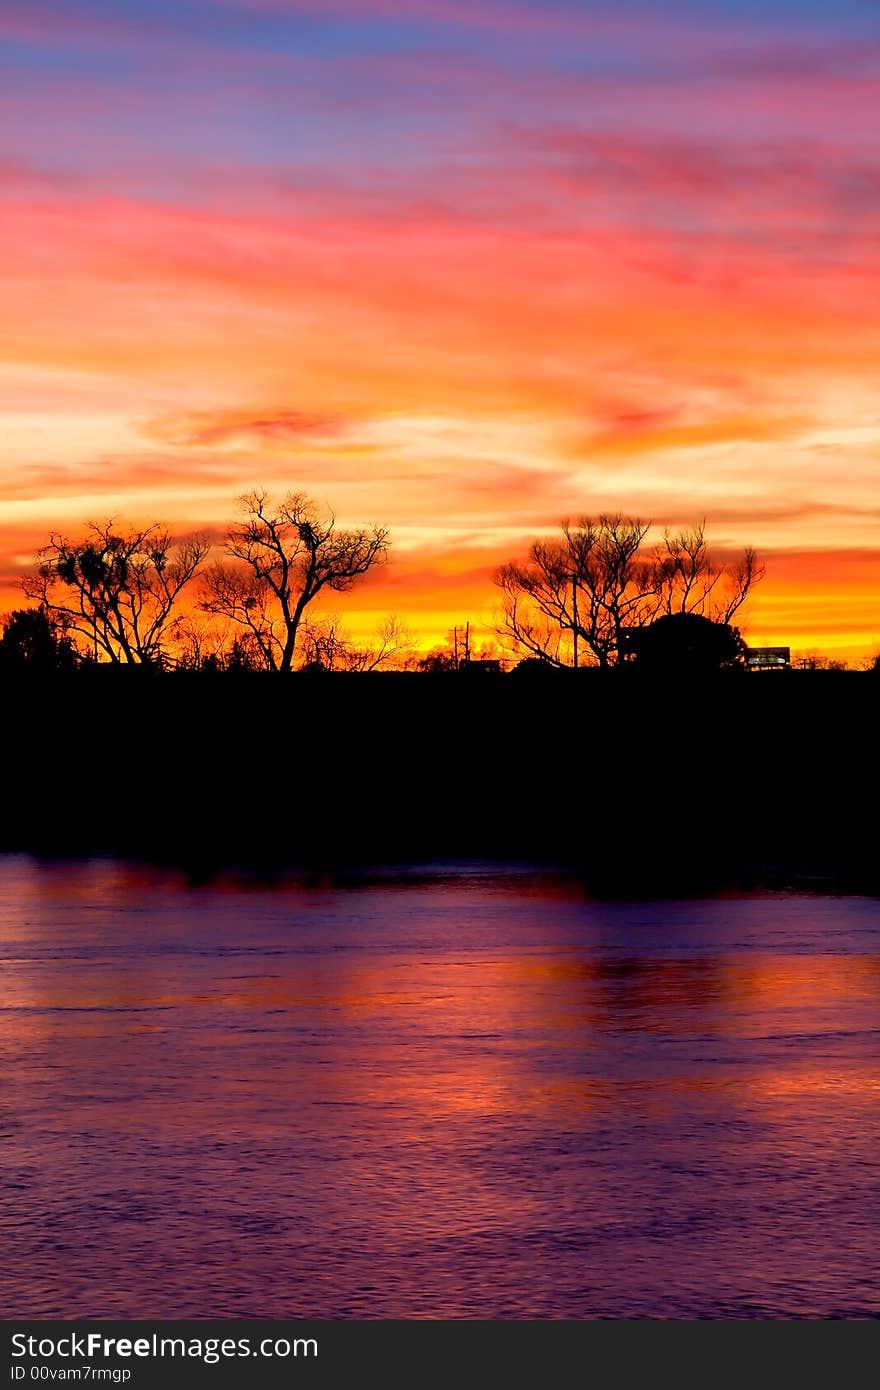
[23, 521, 208, 666]
[496, 515, 762, 668]
[0, 607, 79, 674]
[200, 490, 389, 672]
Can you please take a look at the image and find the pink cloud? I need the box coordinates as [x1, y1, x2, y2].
[145, 409, 345, 449]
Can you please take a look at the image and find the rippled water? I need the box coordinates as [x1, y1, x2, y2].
[1, 856, 878, 1318]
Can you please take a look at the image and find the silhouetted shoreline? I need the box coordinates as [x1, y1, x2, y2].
[3, 670, 876, 898]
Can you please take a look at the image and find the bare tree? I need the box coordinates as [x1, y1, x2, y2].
[496, 514, 762, 668]
[497, 515, 657, 668]
[200, 490, 389, 672]
[298, 613, 412, 672]
[23, 520, 208, 666]
[297, 614, 349, 671]
[343, 614, 413, 672]
[173, 614, 235, 672]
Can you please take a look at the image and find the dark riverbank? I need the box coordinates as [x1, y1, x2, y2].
[2, 670, 877, 896]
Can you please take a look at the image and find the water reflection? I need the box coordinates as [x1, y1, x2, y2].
[1, 857, 878, 1317]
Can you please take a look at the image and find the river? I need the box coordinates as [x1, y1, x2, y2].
[2, 857, 878, 1317]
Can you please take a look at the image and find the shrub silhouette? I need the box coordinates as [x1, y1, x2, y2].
[632, 612, 746, 674]
[0, 607, 78, 674]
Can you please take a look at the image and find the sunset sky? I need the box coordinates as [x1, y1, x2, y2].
[2, 0, 879, 659]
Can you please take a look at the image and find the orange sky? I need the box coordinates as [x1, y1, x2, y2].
[2, 2, 879, 661]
